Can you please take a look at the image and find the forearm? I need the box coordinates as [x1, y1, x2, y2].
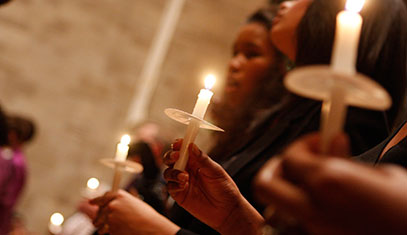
[217, 196, 264, 235]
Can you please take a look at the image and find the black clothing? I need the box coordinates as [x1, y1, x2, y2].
[355, 121, 407, 167]
[172, 96, 390, 235]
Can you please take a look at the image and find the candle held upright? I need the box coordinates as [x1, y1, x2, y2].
[111, 134, 131, 192]
[331, 0, 365, 75]
[174, 75, 216, 170]
[321, 0, 365, 153]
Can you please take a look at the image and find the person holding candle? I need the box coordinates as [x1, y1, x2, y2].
[272, 0, 407, 133]
[90, 6, 293, 234]
[90, 0, 407, 233]
[163, 0, 407, 232]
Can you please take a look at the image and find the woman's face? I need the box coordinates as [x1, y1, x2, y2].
[271, 0, 313, 61]
[225, 22, 275, 107]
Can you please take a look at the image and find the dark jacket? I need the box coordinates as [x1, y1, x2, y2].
[355, 121, 407, 167]
[172, 96, 389, 235]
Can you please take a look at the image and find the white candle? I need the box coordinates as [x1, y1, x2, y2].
[48, 212, 64, 234]
[115, 134, 131, 161]
[331, 0, 365, 75]
[174, 74, 216, 170]
[112, 134, 131, 192]
[320, 85, 348, 154]
[84, 177, 100, 198]
[321, 0, 365, 153]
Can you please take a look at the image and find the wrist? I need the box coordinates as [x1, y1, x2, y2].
[217, 196, 264, 235]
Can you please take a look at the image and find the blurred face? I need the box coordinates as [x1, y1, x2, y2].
[225, 22, 275, 107]
[271, 0, 313, 61]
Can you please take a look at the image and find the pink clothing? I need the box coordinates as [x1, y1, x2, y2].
[0, 148, 26, 235]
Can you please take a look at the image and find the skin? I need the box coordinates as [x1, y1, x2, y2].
[255, 133, 407, 235]
[271, 0, 313, 61]
[90, 191, 179, 235]
[163, 140, 264, 235]
[225, 22, 276, 108]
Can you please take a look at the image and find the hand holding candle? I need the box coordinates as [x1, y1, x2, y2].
[173, 74, 216, 170]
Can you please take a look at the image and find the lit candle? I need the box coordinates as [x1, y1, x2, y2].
[48, 212, 64, 234]
[84, 177, 100, 198]
[174, 74, 216, 170]
[331, 0, 365, 75]
[112, 135, 131, 192]
[115, 134, 131, 161]
[321, 0, 366, 153]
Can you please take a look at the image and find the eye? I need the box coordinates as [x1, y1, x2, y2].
[245, 51, 261, 59]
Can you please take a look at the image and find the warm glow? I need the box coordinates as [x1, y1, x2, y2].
[120, 134, 131, 145]
[50, 213, 64, 226]
[204, 74, 216, 90]
[345, 0, 365, 13]
[87, 177, 100, 190]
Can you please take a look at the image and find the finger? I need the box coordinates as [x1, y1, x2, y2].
[329, 132, 350, 157]
[187, 143, 227, 178]
[167, 181, 188, 194]
[97, 223, 109, 235]
[93, 205, 111, 228]
[171, 139, 183, 151]
[254, 158, 283, 204]
[262, 177, 313, 222]
[90, 192, 116, 206]
[163, 168, 189, 183]
[163, 150, 180, 166]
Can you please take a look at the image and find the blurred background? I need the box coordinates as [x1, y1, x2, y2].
[0, 0, 266, 233]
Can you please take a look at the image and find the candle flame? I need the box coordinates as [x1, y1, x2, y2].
[50, 213, 64, 226]
[120, 134, 131, 145]
[204, 74, 216, 90]
[345, 0, 365, 13]
[87, 177, 100, 190]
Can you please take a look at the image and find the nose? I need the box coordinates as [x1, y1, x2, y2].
[229, 54, 246, 73]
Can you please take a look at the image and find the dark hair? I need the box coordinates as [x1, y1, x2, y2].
[247, 7, 278, 30]
[0, 0, 11, 5]
[128, 141, 159, 180]
[7, 116, 36, 143]
[296, 0, 407, 128]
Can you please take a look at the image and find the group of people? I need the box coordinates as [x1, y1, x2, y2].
[85, 0, 407, 234]
[1, 0, 407, 234]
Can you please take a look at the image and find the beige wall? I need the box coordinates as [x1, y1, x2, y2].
[0, 0, 265, 233]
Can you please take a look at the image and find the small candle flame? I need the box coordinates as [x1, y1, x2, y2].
[50, 213, 64, 226]
[204, 74, 216, 90]
[87, 177, 100, 190]
[345, 0, 365, 13]
[120, 134, 131, 145]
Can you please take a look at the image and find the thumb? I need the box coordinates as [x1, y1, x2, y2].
[329, 133, 350, 157]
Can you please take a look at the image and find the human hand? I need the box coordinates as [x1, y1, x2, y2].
[255, 133, 407, 235]
[163, 140, 263, 234]
[90, 190, 179, 235]
[77, 198, 98, 220]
